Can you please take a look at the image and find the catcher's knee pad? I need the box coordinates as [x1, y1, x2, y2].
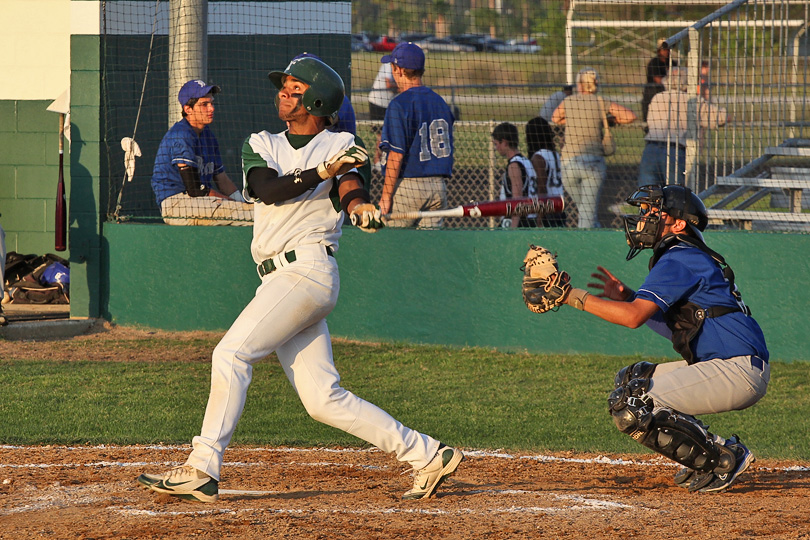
[614, 361, 658, 388]
[608, 378, 655, 435]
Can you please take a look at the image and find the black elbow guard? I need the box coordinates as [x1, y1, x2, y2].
[179, 167, 209, 197]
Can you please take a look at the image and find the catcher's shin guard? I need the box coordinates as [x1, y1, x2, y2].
[608, 380, 735, 474]
[638, 410, 736, 473]
[614, 361, 658, 388]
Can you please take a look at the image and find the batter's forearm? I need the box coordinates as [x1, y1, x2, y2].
[339, 173, 371, 213]
[247, 166, 323, 205]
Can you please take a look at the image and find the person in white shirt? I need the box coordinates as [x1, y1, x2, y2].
[367, 63, 398, 172]
[526, 116, 566, 227]
[639, 67, 727, 186]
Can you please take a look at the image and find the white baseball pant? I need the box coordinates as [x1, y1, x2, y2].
[185, 245, 439, 480]
[160, 193, 253, 226]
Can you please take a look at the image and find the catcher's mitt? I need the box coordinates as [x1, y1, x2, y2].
[521, 244, 571, 314]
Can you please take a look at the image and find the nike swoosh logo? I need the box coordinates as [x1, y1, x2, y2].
[164, 479, 195, 488]
[419, 481, 429, 490]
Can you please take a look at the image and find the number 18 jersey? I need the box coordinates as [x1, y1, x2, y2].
[380, 86, 455, 179]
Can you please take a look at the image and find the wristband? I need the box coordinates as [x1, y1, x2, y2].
[568, 288, 590, 311]
[340, 188, 371, 213]
[316, 161, 331, 180]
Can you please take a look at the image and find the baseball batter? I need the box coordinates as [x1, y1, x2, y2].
[522, 185, 769, 493]
[137, 56, 463, 503]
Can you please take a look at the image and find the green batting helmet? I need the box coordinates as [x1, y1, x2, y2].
[269, 57, 345, 123]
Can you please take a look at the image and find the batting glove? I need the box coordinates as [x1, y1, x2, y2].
[317, 145, 369, 180]
[350, 203, 384, 233]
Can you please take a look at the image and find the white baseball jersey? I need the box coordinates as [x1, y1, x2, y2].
[242, 129, 357, 263]
[498, 153, 539, 219]
[531, 148, 564, 198]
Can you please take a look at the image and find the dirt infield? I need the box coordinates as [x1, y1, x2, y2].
[2, 325, 809, 538]
[1, 444, 809, 540]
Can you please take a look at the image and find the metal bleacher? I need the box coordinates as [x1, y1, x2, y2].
[702, 139, 810, 231]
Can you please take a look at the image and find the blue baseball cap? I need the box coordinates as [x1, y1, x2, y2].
[293, 52, 321, 61]
[178, 79, 221, 106]
[381, 42, 425, 70]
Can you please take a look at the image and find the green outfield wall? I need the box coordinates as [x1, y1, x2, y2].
[103, 223, 810, 363]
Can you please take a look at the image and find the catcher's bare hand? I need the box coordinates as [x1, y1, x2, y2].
[587, 266, 632, 301]
[521, 245, 571, 314]
[349, 203, 384, 233]
[317, 145, 369, 180]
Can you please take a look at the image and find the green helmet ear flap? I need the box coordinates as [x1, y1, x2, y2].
[268, 57, 345, 120]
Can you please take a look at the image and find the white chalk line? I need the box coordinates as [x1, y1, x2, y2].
[0, 444, 671, 469]
[2, 445, 807, 473]
[1, 478, 645, 519]
[107, 491, 639, 518]
[0, 460, 387, 471]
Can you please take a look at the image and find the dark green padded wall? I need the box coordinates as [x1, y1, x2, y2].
[103, 224, 810, 363]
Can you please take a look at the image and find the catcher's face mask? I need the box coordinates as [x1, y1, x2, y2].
[623, 185, 665, 260]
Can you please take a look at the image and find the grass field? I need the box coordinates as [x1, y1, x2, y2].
[1, 330, 808, 460]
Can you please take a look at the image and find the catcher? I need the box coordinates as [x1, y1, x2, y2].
[521, 185, 769, 493]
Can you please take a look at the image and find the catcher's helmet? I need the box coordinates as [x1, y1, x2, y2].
[623, 185, 708, 260]
[269, 57, 345, 125]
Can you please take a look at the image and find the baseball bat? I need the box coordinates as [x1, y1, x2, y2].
[55, 113, 67, 251]
[384, 196, 564, 222]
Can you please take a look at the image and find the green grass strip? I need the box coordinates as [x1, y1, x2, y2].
[1, 340, 807, 460]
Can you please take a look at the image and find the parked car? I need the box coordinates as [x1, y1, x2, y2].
[399, 33, 433, 44]
[450, 34, 489, 52]
[351, 33, 373, 52]
[485, 39, 510, 52]
[506, 38, 540, 54]
[413, 36, 475, 53]
[480, 37, 508, 52]
[370, 35, 398, 52]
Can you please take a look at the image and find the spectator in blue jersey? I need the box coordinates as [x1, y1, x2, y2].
[561, 185, 768, 493]
[333, 95, 357, 135]
[378, 42, 454, 228]
[151, 79, 253, 226]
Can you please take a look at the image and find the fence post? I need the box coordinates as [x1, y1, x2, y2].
[488, 119, 497, 228]
[685, 28, 700, 192]
[169, 0, 208, 126]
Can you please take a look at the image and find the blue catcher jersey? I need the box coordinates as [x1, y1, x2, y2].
[636, 242, 769, 362]
[151, 119, 225, 206]
[380, 86, 454, 178]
